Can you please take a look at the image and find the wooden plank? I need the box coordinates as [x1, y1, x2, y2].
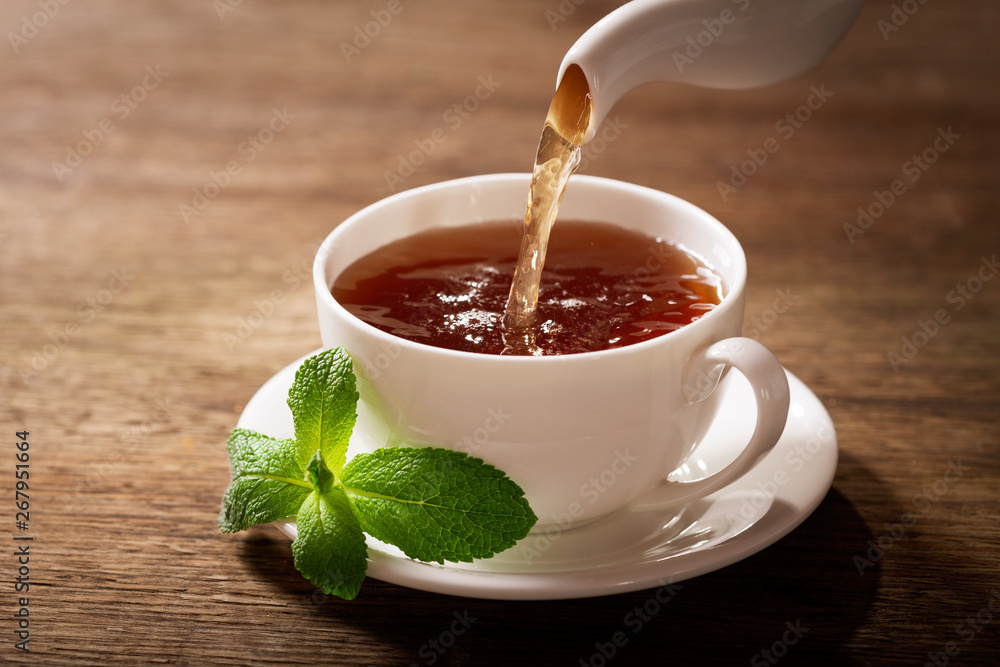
[1, 0, 997, 663]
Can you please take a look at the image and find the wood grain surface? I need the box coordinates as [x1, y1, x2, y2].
[1, 0, 998, 664]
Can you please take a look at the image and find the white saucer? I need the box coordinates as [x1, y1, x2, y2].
[237, 350, 837, 600]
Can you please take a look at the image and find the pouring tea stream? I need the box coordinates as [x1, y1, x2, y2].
[560, 0, 866, 144]
[503, 0, 864, 334]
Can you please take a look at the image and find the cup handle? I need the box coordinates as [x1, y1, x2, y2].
[628, 337, 790, 513]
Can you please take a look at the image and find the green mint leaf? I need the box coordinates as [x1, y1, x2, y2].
[340, 447, 537, 564]
[292, 488, 368, 600]
[218, 428, 314, 533]
[306, 450, 335, 495]
[286, 346, 358, 474]
[221, 348, 540, 601]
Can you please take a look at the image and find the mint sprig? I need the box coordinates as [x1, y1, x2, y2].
[341, 447, 536, 563]
[287, 349, 357, 474]
[218, 430, 313, 533]
[219, 347, 537, 599]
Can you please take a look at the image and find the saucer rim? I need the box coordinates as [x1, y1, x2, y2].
[240, 349, 837, 600]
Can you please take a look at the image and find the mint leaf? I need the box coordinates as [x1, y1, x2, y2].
[306, 450, 335, 495]
[292, 487, 368, 600]
[287, 347, 358, 474]
[340, 447, 537, 563]
[221, 348, 539, 601]
[218, 428, 313, 533]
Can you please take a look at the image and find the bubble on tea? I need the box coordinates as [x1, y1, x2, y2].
[332, 220, 723, 356]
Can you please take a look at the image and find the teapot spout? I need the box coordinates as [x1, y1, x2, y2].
[558, 0, 865, 144]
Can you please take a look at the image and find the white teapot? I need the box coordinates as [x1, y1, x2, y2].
[560, 0, 865, 143]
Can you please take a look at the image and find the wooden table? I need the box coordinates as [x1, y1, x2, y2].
[2, 0, 998, 664]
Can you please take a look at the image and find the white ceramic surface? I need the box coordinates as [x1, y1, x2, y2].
[560, 0, 866, 142]
[313, 174, 790, 529]
[239, 351, 837, 600]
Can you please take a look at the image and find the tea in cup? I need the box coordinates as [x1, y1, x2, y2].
[313, 174, 789, 529]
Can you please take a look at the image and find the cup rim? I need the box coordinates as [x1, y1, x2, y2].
[313, 173, 747, 363]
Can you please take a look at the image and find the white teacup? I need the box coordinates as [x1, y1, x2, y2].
[313, 174, 789, 530]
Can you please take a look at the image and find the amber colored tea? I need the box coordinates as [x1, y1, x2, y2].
[332, 220, 723, 356]
[504, 64, 592, 329]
